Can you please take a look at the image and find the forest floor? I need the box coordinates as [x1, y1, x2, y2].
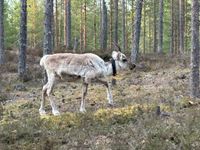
[0, 50, 200, 150]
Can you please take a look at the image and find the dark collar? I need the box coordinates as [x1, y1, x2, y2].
[111, 58, 117, 76]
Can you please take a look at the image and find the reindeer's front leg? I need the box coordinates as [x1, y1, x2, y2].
[96, 78, 113, 105]
[80, 82, 88, 113]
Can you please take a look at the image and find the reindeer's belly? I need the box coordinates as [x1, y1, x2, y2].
[57, 72, 81, 82]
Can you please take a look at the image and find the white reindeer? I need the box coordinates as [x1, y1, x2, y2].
[39, 50, 133, 115]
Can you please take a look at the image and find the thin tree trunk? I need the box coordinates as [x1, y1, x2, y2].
[190, 0, 199, 98]
[0, 0, 5, 65]
[43, 0, 53, 55]
[83, 0, 87, 51]
[131, 0, 134, 49]
[94, 0, 97, 50]
[18, 0, 27, 81]
[51, 0, 54, 50]
[59, 0, 64, 47]
[55, 0, 59, 49]
[131, 0, 143, 64]
[157, 0, 164, 53]
[80, 0, 83, 52]
[170, 0, 174, 55]
[65, 0, 71, 50]
[148, 8, 152, 53]
[153, 0, 157, 53]
[100, 0, 108, 50]
[110, 0, 113, 49]
[185, 0, 188, 53]
[143, 1, 146, 54]
[113, 0, 118, 44]
[122, 0, 126, 51]
[179, 0, 184, 55]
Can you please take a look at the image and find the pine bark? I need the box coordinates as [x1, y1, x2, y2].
[18, 0, 27, 80]
[43, 0, 53, 55]
[131, 0, 143, 64]
[179, 0, 184, 55]
[170, 0, 174, 55]
[143, 1, 146, 54]
[83, 0, 86, 51]
[93, 0, 97, 50]
[100, 0, 108, 50]
[157, 0, 164, 53]
[109, 0, 113, 49]
[55, 0, 59, 49]
[80, 0, 83, 52]
[153, 0, 157, 53]
[122, 0, 126, 51]
[190, 0, 199, 98]
[65, 0, 71, 50]
[0, 0, 5, 65]
[113, 0, 118, 44]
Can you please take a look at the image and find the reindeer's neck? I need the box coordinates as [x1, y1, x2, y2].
[105, 59, 120, 76]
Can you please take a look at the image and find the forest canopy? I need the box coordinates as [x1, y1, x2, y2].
[3, 0, 191, 54]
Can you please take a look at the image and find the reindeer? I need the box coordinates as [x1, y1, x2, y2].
[39, 48, 134, 115]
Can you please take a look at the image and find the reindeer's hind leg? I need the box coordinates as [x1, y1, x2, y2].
[39, 83, 48, 115]
[46, 72, 60, 116]
[96, 78, 113, 105]
[80, 81, 88, 113]
[80, 77, 90, 113]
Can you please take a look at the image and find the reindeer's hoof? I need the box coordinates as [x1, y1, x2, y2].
[108, 103, 114, 108]
[80, 108, 86, 113]
[39, 109, 46, 115]
[52, 110, 60, 116]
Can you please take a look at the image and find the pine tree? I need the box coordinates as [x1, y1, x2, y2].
[131, 0, 143, 64]
[0, 0, 5, 65]
[18, 0, 27, 81]
[113, 0, 118, 44]
[100, 0, 108, 50]
[65, 0, 71, 50]
[190, 0, 199, 98]
[157, 0, 164, 53]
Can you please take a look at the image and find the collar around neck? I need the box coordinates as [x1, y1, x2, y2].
[111, 58, 117, 76]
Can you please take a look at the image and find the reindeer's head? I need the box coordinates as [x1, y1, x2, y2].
[112, 51, 136, 70]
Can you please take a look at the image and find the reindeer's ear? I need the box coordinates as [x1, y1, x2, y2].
[112, 51, 120, 60]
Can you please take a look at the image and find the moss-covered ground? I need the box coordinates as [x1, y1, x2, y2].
[0, 53, 200, 149]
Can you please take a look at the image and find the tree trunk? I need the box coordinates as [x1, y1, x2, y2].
[143, 1, 146, 54]
[80, 0, 83, 52]
[43, 0, 53, 55]
[157, 0, 164, 53]
[190, 0, 199, 98]
[113, 0, 118, 44]
[170, 0, 174, 55]
[148, 8, 152, 53]
[73, 37, 79, 53]
[83, 0, 87, 51]
[110, 0, 113, 49]
[18, 0, 27, 81]
[0, 0, 5, 65]
[51, 0, 54, 50]
[131, 0, 143, 64]
[100, 0, 108, 50]
[122, 0, 126, 51]
[179, 0, 184, 55]
[153, 0, 157, 53]
[55, 0, 59, 49]
[93, 0, 97, 50]
[65, 0, 71, 50]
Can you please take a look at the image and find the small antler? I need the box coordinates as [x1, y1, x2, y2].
[112, 41, 121, 52]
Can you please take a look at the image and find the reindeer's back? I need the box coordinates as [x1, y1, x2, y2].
[40, 53, 107, 77]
